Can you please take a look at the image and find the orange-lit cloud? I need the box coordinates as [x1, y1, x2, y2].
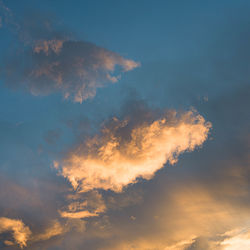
[55, 110, 211, 192]
[0, 217, 31, 248]
[220, 227, 250, 250]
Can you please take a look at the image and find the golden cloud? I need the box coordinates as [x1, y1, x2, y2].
[220, 227, 250, 250]
[55, 110, 211, 192]
[0, 217, 31, 248]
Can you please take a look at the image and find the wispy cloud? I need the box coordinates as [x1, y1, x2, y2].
[59, 191, 106, 219]
[31, 220, 64, 242]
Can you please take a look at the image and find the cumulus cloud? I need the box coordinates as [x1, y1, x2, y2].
[55, 108, 211, 192]
[1, 4, 139, 102]
[0, 217, 31, 248]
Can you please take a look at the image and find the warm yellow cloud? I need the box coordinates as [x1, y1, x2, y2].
[0, 217, 31, 248]
[55, 110, 211, 192]
[59, 210, 99, 219]
[220, 227, 250, 250]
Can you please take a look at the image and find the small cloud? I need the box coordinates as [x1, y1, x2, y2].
[220, 226, 250, 250]
[3, 240, 14, 246]
[0, 217, 31, 248]
[60, 190, 106, 219]
[130, 216, 136, 221]
[59, 210, 99, 219]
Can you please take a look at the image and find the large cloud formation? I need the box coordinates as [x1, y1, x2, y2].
[55, 108, 211, 192]
[0, 217, 31, 248]
[0, 2, 139, 102]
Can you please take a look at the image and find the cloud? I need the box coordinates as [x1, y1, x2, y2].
[0, 217, 31, 248]
[32, 220, 65, 242]
[3, 38, 139, 103]
[55, 107, 211, 192]
[60, 190, 106, 219]
[220, 227, 250, 250]
[97, 183, 250, 250]
[1, 5, 139, 103]
[28, 219, 86, 248]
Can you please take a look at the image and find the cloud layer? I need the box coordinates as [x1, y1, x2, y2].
[55, 109, 211, 192]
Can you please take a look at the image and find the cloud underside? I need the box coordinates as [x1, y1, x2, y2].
[55, 110, 211, 192]
[101, 186, 250, 250]
[3, 39, 139, 102]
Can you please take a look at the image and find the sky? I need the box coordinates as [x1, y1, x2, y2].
[0, 0, 250, 249]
